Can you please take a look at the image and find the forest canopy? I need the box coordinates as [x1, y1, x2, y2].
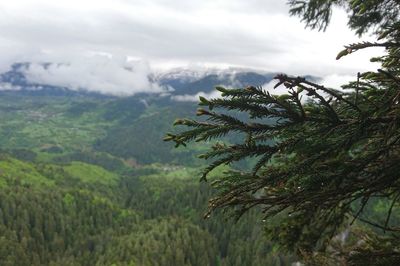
[165, 0, 400, 264]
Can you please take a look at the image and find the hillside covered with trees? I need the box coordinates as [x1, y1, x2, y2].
[0, 79, 296, 265]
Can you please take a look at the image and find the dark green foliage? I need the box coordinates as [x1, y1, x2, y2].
[0, 155, 295, 265]
[102, 96, 146, 122]
[0, 185, 139, 265]
[289, 0, 400, 35]
[95, 218, 219, 266]
[41, 146, 64, 154]
[123, 174, 296, 265]
[95, 104, 205, 165]
[66, 101, 99, 117]
[165, 0, 400, 263]
[53, 151, 127, 173]
[7, 149, 37, 161]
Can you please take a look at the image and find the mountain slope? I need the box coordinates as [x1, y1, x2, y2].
[0, 64, 299, 265]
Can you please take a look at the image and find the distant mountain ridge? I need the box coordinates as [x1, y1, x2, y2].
[0, 63, 282, 99]
[0, 63, 110, 98]
[157, 68, 277, 95]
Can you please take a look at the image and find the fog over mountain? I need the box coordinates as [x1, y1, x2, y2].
[0, 62, 355, 100]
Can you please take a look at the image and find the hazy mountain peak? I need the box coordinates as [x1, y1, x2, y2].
[0, 62, 283, 99]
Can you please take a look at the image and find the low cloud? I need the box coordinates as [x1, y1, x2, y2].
[0, 82, 21, 91]
[172, 90, 221, 102]
[319, 74, 356, 90]
[172, 72, 361, 103]
[262, 78, 289, 95]
[21, 55, 164, 96]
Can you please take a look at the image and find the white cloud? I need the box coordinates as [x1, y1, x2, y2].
[172, 90, 222, 102]
[262, 79, 289, 96]
[21, 55, 164, 96]
[0, 82, 21, 91]
[319, 74, 356, 90]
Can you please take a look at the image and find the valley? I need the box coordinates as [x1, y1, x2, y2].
[0, 68, 295, 265]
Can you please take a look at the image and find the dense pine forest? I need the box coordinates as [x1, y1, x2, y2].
[0, 90, 295, 265]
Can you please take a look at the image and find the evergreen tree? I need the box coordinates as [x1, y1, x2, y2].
[165, 0, 400, 263]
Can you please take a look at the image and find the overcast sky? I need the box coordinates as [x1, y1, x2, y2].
[0, 0, 382, 95]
